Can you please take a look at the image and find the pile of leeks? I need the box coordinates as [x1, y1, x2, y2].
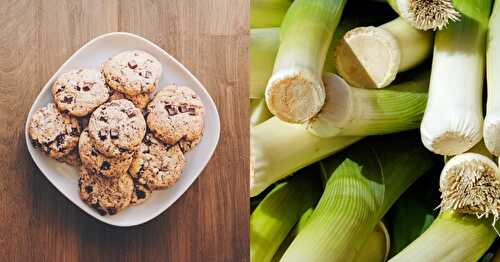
[250, 0, 500, 261]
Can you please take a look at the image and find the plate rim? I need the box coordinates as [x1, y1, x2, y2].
[24, 32, 221, 227]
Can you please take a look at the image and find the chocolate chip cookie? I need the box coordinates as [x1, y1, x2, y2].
[129, 134, 186, 190]
[29, 103, 81, 160]
[102, 50, 162, 96]
[79, 129, 133, 178]
[78, 167, 133, 216]
[130, 182, 152, 205]
[108, 88, 150, 110]
[88, 99, 146, 158]
[146, 86, 204, 150]
[52, 69, 109, 117]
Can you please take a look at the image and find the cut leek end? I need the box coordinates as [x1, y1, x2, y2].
[335, 26, 400, 89]
[305, 73, 353, 137]
[395, 0, 460, 30]
[265, 69, 325, 123]
[355, 222, 391, 262]
[421, 129, 480, 156]
[440, 153, 500, 220]
[484, 120, 500, 156]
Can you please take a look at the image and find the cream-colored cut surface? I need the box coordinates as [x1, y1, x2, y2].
[335, 26, 400, 89]
[265, 70, 325, 123]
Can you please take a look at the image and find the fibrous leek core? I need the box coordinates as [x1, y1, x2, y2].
[407, 0, 460, 30]
[440, 158, 500, 221]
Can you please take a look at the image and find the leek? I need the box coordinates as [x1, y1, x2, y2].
[390, 151, 500, 261]
[250, 171, 321, 262]
[387, 0, 459, 30]
[280, 132, 434, 261]
[335, 17, 432, 89]
[305, 71, 429, 137]
[251, 0, 293, 28]
[484, 0, 500, 156]
[354, 222, 390, 262]
[265, 0, 347, 123]
[250, 15, 388, 98]
[250, 117, 361, 196]
[251, 99, 273, 126]
[420, 13, 489, 156]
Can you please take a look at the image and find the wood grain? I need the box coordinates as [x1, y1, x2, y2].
[0, 0, 249, 261]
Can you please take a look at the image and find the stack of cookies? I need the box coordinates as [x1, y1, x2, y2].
[29, 50, 205, 216]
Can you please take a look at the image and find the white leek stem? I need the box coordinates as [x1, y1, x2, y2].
[305, 71, 429, 137]
[335, 17, 432, 89]
[265, 0, 347, 123]
[420, 16, 486, 156]
[250, 117, 360, 197]
[484, 1, 500, 156]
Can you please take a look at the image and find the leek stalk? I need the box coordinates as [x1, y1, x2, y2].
[484, 0, 500, 156]
[335, 17, 432, 89]
[250, 15, 388, 98]
[265, 0, 347, 123]
[250, 171, 321, 262]
[250, 117, 361, 196]
[305, 71, 429, 137]
[280, 132, 435, 261]
[251, 0, 293, 28]
[390, 150, 500, 261]
[420, 14, 489, 156]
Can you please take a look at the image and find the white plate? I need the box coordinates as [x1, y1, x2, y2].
[25, 32, 220, 227]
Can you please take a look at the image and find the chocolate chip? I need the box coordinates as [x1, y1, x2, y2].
[85, 186, 93, 193]
[71, 128, 80, 137]
[178, 105, 188, 113]
[55, 134, 65, 147]
[98, 130, 107, 140]
[82, 86, 90, 91]
[62, 96, 73, 103]
[97, 172, 104, 177]
[188, 107, 196, 116]
[31, 140, 42, 149]
[101, 161, 111, 170]
[165, 105, 177, 116]
[192, 94, 197, 99]
[118, 147, 128, 153]
[144, 71, 152, 79]
[107, 208, 117, 215]
[165, 144, 172, 150]
[99, 116, 108, 123]
[136, 190, 146, 199]
[78, 177, 83, 187]
[125, 108, 136, 118]
[75, 86, 81, 91]
[144, 136, 152, 146]
[91, 148, 99, 156]
[128, 60, 138, 69]
[56, 86, 65, 94]
[110, 129, 119, 139]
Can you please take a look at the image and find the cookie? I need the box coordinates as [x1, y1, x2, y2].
[52, 69, 109, 117]
[78, 167, 133, 216]
[129, 134, 186, 190]
[146, 86, 204, 149]
[79, 129, 133, 178]
[29, 103, 81, 160]
[130, 182, 152, 205]
[108, 88, 150, 110]
[178, 136, 201, 153]
[102, 50, 162, 96]
[88, 99, 146, 158]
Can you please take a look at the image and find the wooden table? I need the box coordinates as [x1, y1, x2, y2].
[0, 1, 249, 261]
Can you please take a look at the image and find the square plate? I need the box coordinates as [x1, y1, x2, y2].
[25, 32, 220, 227]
